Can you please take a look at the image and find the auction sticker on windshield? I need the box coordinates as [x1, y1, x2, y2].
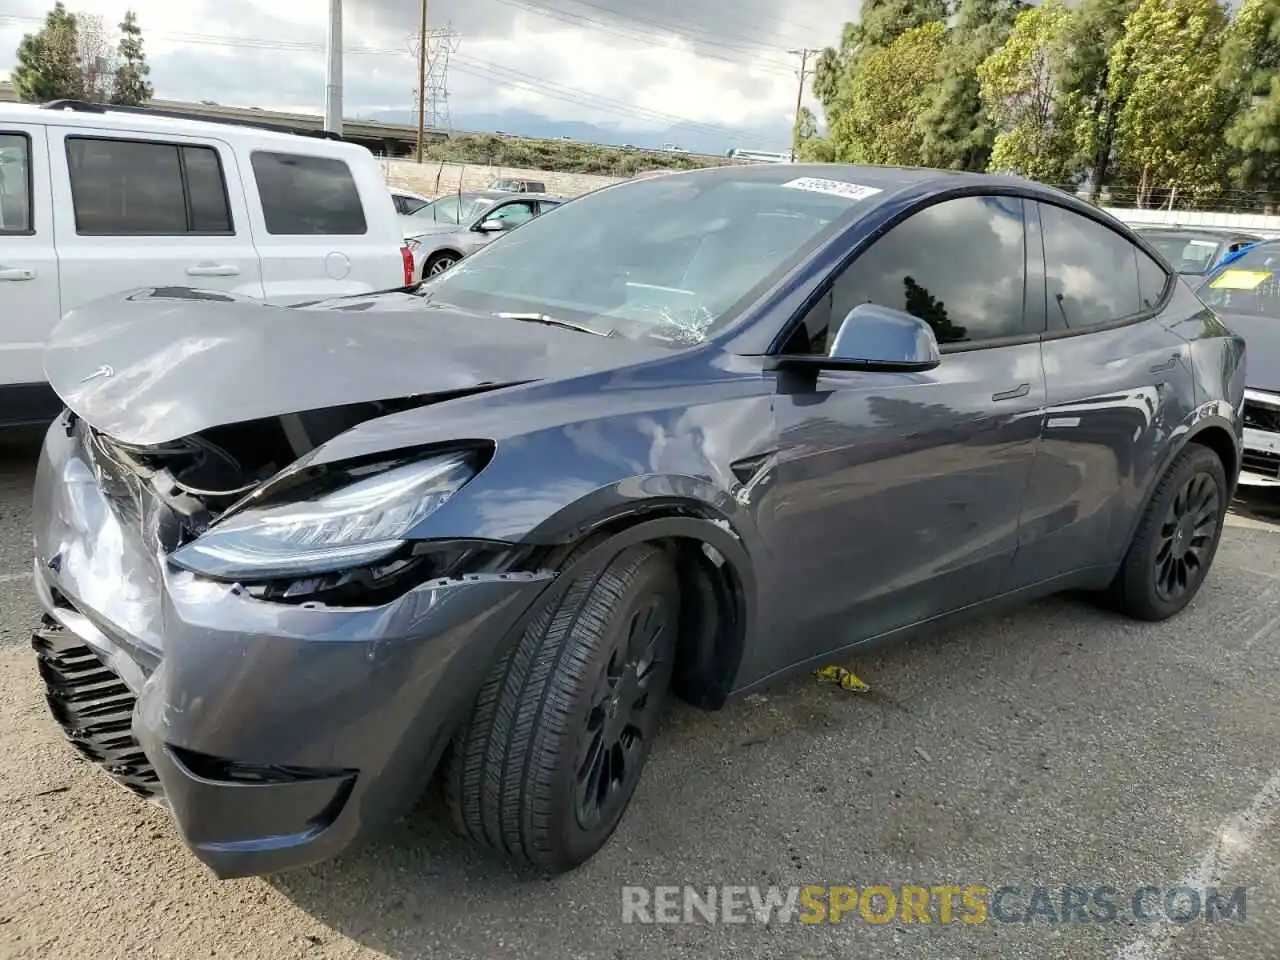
[1210, 268, 1272, 291]
[781, 178, 883, 202]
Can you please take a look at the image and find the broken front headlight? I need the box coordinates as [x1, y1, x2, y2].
[168, 452, 478, 582]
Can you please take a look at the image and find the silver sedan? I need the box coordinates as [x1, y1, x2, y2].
[402, 190, 565, 279]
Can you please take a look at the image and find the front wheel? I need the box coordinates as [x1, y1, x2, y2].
[445, 542, 680, 871]
[1107, 444, 1228, 621]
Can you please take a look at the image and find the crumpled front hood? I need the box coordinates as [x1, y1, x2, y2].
[44, 287, 664, 446]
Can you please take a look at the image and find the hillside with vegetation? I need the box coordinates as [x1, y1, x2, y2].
[423, 132, 728, 176]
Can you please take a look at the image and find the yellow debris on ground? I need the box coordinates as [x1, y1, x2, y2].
[814, 664, 870, 692]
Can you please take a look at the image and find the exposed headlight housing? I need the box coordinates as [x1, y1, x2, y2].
[169, 451, 478, 582]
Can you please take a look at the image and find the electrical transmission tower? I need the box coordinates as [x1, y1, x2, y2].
[408, 26, 460, 132]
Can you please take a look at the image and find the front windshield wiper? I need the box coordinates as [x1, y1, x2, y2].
[494, 311, 615, 337]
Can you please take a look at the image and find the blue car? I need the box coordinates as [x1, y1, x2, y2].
[1137, 226, 1263, 277]
[30, 164, 1245, 879]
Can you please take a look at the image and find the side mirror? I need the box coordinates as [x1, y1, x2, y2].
[477, 218, 508, 233]
[775, 303, 941, 373]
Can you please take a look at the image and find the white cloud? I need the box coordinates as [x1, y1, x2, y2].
[0, 0, 832, 147]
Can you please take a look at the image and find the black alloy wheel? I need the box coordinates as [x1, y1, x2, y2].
[1153, 470, 1221, 603]
[573, 593, 672, 832]
[1107, 443, 1228, 621]
[445, 542, 680, 871]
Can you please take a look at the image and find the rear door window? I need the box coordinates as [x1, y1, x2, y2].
[1039, 202, 1148, 329]
[66, 137, 233, 235]
[0, 132, 32, 233]
[250, 151, 367, 236]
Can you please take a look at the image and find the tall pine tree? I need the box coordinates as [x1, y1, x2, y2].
[110, 10, 152, 106]
[1056, 0, 1140, 200]
[919, 0, 1027, 171]
[1219, 0, 1280, 198]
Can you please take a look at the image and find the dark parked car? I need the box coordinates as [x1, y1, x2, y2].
[30, 164, 1244, 881]
[1196, 239, 1280, 487]
[1136, 226, 1262, 277]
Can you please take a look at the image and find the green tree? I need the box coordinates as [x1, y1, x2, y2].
[811, 0, 947, 133]
[1055, 0, 1141, 200]
[1109, 0, 1230, 205]
[110, 10, 152, 105]
[978, 0, 1077, 182]
[918, 0, 1026, 171]
[10, 2, 83, 102]
[831, 21, 948, 165]
[1218, 0, 1280, 197]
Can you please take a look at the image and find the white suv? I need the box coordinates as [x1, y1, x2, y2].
[0, 100, 413, 427]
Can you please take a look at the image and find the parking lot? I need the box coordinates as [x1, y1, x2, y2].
[2, 430, 1280, 960]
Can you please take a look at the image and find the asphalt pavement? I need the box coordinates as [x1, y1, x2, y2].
[3, 429, 1280, 960]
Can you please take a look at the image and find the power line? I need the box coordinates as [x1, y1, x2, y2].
[482, 0, 795, 76]
[518, 0, 795, 65]
[448, 56, 782, 149]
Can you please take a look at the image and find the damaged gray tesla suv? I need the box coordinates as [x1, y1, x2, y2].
[30, 163, 1245, 880]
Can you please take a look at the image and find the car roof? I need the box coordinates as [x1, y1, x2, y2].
[0, 101, 372, 159]
[1138, 226, 1260, 240]
[611, 161, 1097, 204]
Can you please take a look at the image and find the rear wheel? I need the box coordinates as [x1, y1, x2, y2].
[1107, 444, 1228, 621]
[424, 252, 458, 278]
[445, 542, 679, 871]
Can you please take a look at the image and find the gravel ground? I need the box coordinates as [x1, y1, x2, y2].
[4, 431, 1280, 960]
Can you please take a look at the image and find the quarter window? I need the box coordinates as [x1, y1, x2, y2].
[66, 137, 232, 235]
[251, 152, 367, 235]
[0, 132, 32, 233]
[822, 194, 1029, 347]
[1040, 202, 1156, 329]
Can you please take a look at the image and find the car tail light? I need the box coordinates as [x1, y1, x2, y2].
[401, 245, 415, 285]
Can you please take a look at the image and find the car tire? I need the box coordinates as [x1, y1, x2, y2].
[1106, 443, 1228, 621]
[424, 252, 458, 278]
[445, 542, 680, 872]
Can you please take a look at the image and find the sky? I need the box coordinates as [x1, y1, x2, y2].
[0, 0, 839, 144]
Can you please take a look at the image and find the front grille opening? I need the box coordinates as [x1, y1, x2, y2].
[1244, 401, 1280, 434]
[31, 621, 161, 798]
[1243, 449, 1280, 479]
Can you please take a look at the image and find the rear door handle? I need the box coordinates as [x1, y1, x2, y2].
[992, 382, 1031, 402]
[185, 263, 240, 277]
[0, 266, 35, 281]
[1150, 353, 1180, 374]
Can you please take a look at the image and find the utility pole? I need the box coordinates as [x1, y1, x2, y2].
[324, 0, 343, 134]
[416, 0, 428, 162]
[788, 47, 818, 163]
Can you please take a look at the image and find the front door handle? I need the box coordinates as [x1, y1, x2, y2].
[0, 266, 35, 281]
[992, 382, 1031, 402]
[1150, 353, 1180, 374]
[185, 263, 240, 277]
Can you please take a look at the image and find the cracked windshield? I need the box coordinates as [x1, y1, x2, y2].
[419, 174, 866, 344]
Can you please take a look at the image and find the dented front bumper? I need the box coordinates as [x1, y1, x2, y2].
[30, 415, 552, 878]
